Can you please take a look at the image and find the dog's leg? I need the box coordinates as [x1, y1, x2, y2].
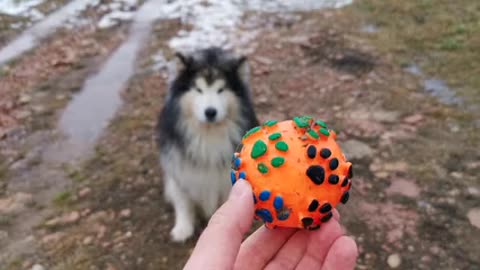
[165, 178, 195, 242]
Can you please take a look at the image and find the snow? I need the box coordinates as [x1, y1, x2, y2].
[97, 0, 138, 29]
[157, 0, 353, 54]
[0, 0, 45, 16]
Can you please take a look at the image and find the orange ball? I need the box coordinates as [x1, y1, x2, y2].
[230, 116, 353, 230]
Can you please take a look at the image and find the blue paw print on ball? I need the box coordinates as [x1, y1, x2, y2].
[230, 171, 236, 185]
[255, 209, 273, 223]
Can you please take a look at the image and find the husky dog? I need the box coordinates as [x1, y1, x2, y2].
[156, 48, 259, 242]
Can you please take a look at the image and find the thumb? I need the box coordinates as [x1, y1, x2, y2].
[184, 180, 254, 270]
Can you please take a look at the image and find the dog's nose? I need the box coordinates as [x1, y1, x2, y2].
[205, 107, 217, 121]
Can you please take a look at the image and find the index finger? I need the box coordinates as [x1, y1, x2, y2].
[184, 181, 255, 270]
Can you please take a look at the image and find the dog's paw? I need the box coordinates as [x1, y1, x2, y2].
[170, 222, 194, 242]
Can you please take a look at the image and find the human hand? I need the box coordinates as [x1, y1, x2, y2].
[184, 180, 358, 270]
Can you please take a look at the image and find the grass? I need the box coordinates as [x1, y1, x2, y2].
[348, 0, 480, 107]
[53, 191, 72, 207]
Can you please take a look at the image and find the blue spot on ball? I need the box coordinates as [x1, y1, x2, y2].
[259, 190, 271, 201]
[239, 171, 246, 180]
[255, 209, 273, 223]
[277, 211, 290, 221]
[230, 171, 236, 185]
[273, 196, 284, 210]
[234, 158, 241, 169]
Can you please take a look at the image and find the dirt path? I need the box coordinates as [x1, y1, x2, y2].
[1, 1, 479, 269]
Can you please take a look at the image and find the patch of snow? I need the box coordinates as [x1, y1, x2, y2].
[0, 0, 44, 16]
[160, 0, 353, 54]
[97, 0, 139, 29]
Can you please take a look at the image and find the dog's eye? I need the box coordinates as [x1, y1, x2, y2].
[195, 88, 203, 93]
[218, 88, 225, 93]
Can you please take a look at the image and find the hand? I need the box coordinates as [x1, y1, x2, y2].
[184, 180, 358, 270]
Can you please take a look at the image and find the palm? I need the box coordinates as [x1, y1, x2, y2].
[234, 211, 357, 270]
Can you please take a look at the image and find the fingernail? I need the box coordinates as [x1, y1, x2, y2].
[230, 180, 251, 199]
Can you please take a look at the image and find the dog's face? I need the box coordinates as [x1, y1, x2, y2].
[172, 48, 249, 125]
[187, 71, 236, 123]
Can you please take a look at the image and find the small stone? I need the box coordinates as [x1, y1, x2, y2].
[466, 187, 480, 197]
[0, 192, 33, 215]
[385, 179, 420, 198]
[450, 172, 463, 179]
[341, 140, 374, 160]
[467, 208, 480, 229]
[387, 253, 401, 268]
[120, 209, 131, 219]
[18, 94, 32, 104]
[46, 211, 80, 227]
[78, 187, 91, 198]
[32, 105, 46, 114]
[31, 264, 45, 270]
[41, 232, 65, 245]
[403, 114, 424, 124]
[83, 236, 94, 245]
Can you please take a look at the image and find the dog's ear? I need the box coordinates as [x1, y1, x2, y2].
[234, 56, 249, 83]
[175, 52, 193, 68]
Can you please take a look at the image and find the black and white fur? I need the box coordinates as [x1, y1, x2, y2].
[156, 48, 259, 242]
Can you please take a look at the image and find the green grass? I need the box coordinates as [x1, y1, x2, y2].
[350, 0, 480, 106]
[53, 191, 72, 207]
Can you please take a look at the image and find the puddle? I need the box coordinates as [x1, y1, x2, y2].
[405, 63, 423, 76]
[56, 0, 163, 161]
[0, 0, 97, 66]
[405, 63, 462, 106]
[424, 79, 462, 105]
[360, 24, 379, 33]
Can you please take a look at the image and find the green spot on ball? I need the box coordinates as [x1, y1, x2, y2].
[275, 141, 289, 152]
[257, 163, 269, 174]
[268, 132, 282, 141]
[307, 129, 320, 139]
[251, 140, 267, 159]
[319, 128, 330, 136]
[293, 116, 311, 128]
[263, 120, 278, 127]
[315, 120, 328, 128]
[243, 126, 261, 139]
[271, 157, 285, 167]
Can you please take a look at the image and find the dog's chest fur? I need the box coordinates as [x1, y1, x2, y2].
[160, 116, 244, 215]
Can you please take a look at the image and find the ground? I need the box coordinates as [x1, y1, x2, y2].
[0, 0, 479, 270]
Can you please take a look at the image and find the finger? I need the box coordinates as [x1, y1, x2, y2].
[321, 236, 358, 270]
[295, 218, 344, 269]
[235, 226, 297, 270]
[264, 231, 308, 270]
[184, 180, 254, 270]
[332, 208, 340, 222]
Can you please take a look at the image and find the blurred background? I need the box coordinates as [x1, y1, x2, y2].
[0, 0, 479, 269]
